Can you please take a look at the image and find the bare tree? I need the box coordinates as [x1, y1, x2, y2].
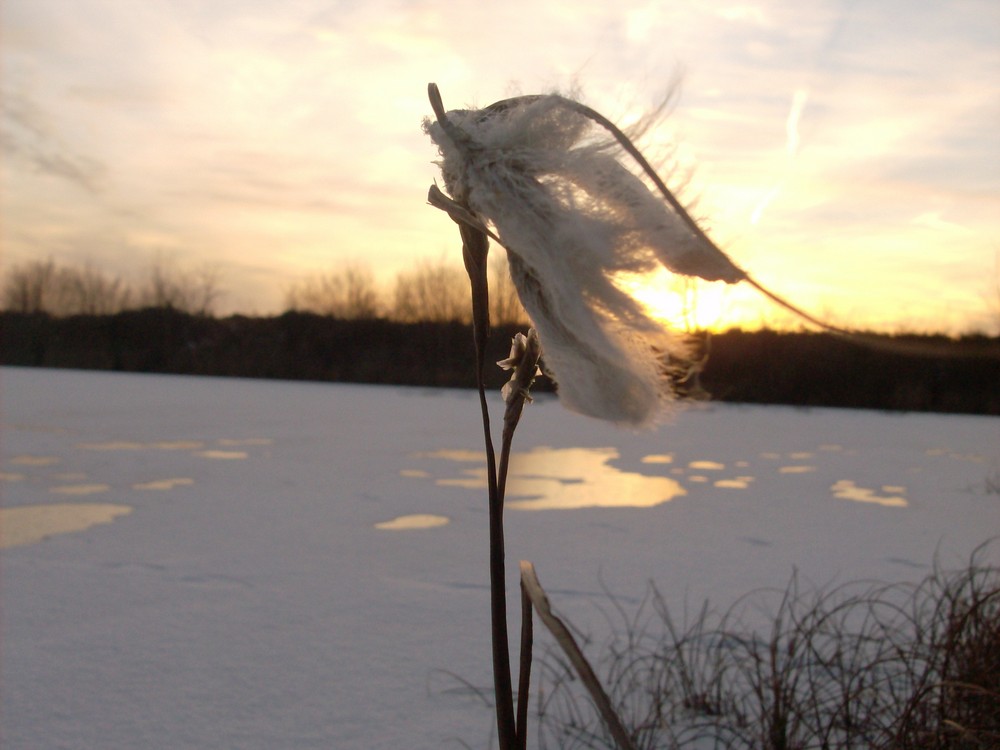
[186, 262, 224, 317]
[2, 259, 57, 313]
[284, 262, 381, 319]
[2, 259, 135, 316]
[136, 256, 185, 310]
[391, 257, 471, 323]
[489, 253, 527, 325]
[57, 263, 132, 315]
[135, 255, 223, 316]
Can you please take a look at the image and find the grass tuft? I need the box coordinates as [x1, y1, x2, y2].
[534, 543, 999, 750]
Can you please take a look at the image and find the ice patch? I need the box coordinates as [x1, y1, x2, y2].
[132, 478, 195, 491]
[50, 483, 111, 496]
[715, 476, 754, 489]
[375, 514, 450, 530]
[0, 503, 132, 548]
[417, 446, 685, 510]
[831, 480, 907, 508]
[10, 455, 61, 466]
[149, 440, 205, 451]
[195, 450, 248, 460]
[689, 460, 725, 470]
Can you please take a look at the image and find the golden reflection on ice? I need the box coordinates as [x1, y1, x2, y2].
[689, 460, 725, 470]
[715, 477, 754, 489]
[195, 450, 248, 460]
[779, 466, 817, 474]
[419, 446, 685, 510]
[508, 447, 684, 510]
[50, 483, 111, 496]
[831, 480, 907, 507]
[0, 504, 132, 548]
[76, 439, 271, 454]
[641, 454, 673, 464]
[132, 478, 194, 491]
[150, 441, 205, 451]
[506, 448, 687, 510]
[10, 455, 61, 466]
[375, 514, 450, 530]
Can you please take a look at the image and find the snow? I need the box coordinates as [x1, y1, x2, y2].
[2, 366, 998, 749]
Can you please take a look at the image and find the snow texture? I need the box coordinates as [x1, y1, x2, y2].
[2, 367, 998, 749]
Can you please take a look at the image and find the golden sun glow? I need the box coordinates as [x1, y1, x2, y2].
[617, 269, 760, 333]
[2, 2, 994, 330]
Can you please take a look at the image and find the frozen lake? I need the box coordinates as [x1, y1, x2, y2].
[2, 366, 998, 749]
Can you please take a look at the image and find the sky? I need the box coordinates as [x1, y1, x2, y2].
[2, 0, 998, 333]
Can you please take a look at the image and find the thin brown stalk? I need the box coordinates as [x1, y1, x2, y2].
[432, 80, 517, 747]
[516, 577, 534, 750]
[521, 561, 638, 750]
[466, 238, 517, 749]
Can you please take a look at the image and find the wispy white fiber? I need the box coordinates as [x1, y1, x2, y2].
[425, 90, 747, 427]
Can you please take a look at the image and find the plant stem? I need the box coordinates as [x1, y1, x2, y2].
[477, 353, 517, 750]
[516, 577, 534, 750]
[463, 226, 517, 749]
[430, 82, 519, 748]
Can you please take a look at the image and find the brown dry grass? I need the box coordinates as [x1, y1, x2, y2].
[534, 543, 999, 750]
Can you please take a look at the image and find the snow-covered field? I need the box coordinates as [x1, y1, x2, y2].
[2, 366, 997, 749]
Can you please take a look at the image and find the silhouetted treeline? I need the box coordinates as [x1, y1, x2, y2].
[698, 329, 999, 415]
[0, 309, 525, 391]
[2, 310, 997, 415]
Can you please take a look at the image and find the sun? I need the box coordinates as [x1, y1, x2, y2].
[617, 268, 764, 332]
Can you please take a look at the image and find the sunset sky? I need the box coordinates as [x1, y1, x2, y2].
[2, 0, 998, 333]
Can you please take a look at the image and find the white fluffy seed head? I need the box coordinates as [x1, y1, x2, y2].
[425, 93, 744, 427]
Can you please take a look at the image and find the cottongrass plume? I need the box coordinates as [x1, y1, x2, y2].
[425, 85, 746, 427]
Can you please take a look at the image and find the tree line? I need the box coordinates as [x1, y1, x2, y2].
[3, 257, 526, 324]
[3, 258, 997, 414]
[2, 258, 224, 317]
[1, 306, 996, 415]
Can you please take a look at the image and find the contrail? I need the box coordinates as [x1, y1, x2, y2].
[786, 87, 809, 158]
[751, 87, 810, 226]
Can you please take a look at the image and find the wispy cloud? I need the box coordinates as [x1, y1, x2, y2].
[1, 87, 106, 192]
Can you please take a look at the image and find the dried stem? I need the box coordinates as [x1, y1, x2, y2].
[516, 577, 534, 750]
[430, 82, 517, 750]
[521, 561, 637, 750]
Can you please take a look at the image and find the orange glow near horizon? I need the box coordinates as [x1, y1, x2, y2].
[619, 269, 766, 333]
[2, 2, 997, 334]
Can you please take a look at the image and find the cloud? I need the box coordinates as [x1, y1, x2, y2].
[1, 0, 997, 329]
[0, 87, 105, 192]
